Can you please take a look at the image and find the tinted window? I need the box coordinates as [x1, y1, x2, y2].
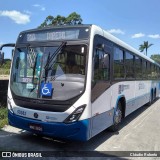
[155, 66, 158, 79]
[94, 49, 110, 81]
[152, 65, 157, 79]
[114, 47, 123, 63]
[114, 47, 125, 79]
[91, 40, 111, 102]
[135, 56, 142, 79]
[125, 51, 134, 78]
[148, 63, 152, 79]
[142, 60, 147, 79]
[158, 68, 160, 78]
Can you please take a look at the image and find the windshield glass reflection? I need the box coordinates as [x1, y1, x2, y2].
[11, 45, 87, 100]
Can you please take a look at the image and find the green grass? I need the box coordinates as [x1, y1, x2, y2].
[0, 107, 8, 129]
[0, 69, 10, 75]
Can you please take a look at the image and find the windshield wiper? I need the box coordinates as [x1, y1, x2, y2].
[44, 41, 67, 69]
[44, 41, 67, 82]
[44, 52, 50, 82]
[32, 53, 38, 83]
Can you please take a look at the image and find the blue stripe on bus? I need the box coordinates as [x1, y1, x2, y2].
[8, 111, 90, 141]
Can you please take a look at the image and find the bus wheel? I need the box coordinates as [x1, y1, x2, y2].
[154, 89, 156, 101]
[149, 91, 153, 105]
[109, 101, 122, 132]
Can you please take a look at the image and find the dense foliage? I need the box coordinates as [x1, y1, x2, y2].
[150, 54, 160, 64]
[0, 59, 11, 75]
[39, 12, 83, 28]
[0, 107, 8, 128]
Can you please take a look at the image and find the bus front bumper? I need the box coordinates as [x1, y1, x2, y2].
[8, 111, 90, 141]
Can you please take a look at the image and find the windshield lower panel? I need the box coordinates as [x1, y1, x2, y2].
[11, 44, 87, 101]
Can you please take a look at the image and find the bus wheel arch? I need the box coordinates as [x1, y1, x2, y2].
[109, 96, 126, 132]
[119, 97, 126, 119]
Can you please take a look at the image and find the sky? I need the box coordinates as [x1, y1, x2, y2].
[0, 0, 160, 58]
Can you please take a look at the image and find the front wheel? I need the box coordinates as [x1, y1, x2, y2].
[108, 101, 122, 132]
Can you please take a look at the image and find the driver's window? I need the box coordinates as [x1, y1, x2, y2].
[94, 49, 110, 81]
[91, 48, 110, 102]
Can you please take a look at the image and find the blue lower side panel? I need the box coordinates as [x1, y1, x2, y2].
[8, 111, 90, 141]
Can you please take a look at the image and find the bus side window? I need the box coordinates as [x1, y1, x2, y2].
[93, 49, 110, 82]
[113, 47, 125, 79]
[91, 48, 110, 102]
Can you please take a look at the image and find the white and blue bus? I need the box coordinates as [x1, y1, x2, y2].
[0, 25, 160, 141]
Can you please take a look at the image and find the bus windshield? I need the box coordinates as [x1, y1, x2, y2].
[10, 44, 87, 101]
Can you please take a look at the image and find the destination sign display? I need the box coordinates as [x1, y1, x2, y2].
[19, 27, 90, 43]
[27, 30, 79, 41]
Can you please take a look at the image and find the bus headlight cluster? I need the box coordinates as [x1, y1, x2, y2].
[64, 105, 86, 123]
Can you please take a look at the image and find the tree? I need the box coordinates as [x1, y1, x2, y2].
[139, 41, 153, 56]
[150, 54, 160, 64]
[52, 15, 66, 26]
[65, 12, 82, 25]
[40, 15, 54, 27]
[0, 59, 11, 75]
[3, 59, 11, 69]
[39, 12, 83, 28]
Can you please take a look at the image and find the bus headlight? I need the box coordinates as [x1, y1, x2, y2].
[64, 105, 86, 123]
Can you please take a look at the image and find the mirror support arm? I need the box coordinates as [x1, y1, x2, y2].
[0, 43, 15, 50]
[0, 43, 15, 65]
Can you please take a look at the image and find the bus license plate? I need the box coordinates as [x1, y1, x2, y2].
[29, 124, 43, 131]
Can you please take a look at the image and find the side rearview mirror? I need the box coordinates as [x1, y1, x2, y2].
[0, 51, 4, 65]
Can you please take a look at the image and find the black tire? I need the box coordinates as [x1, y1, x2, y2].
[108, 101, 122, 132]
[148, 91, 153, 105]
[154, 90, 156, 101]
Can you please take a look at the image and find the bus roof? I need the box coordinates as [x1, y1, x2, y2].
[19, 24, 92, 34]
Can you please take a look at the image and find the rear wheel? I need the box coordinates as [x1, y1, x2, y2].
[150, 91, 154, 104]
[109, 101, 122, 132]
[154, 90, 156, 101]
